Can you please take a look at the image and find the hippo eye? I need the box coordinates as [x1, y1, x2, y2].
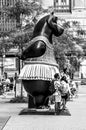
[53, 17, 57, 23]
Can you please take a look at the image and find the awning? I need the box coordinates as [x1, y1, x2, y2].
[19, 64, 59, 81]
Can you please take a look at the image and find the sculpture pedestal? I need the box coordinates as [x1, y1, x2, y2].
[19, 105, 71, 116]
[19, 108, 54, 115]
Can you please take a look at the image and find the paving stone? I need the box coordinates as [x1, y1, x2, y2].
[0, 117, 10, 130]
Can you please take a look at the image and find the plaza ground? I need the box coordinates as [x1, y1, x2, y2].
[0, 85, 86, 130]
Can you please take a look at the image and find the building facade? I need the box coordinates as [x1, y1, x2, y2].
[0, 0, 22, 32]
[0, 0, 22, 77]
[41, 0, 86, 30]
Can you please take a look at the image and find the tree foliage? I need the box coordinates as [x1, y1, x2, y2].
[4, 0, 43, 28]
[2, 0, 44, 56]
[0, 32, 14, 55]
[53, 20, 85, 75]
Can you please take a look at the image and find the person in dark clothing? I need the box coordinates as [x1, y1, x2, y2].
[60, 76, 71, 109]
[9, 77, 14, 90]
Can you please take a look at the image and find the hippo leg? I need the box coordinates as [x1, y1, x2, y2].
[28, 95, 35, 108]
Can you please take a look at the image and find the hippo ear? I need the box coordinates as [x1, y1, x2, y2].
[51, 11, 54, 15]
[46, 11, 54, 23]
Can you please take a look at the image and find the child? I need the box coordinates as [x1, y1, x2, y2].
[70, 80, 77, 98]
[53, 73, 61, 115]
[54, 73, 61, 89]
[53, 88, 61, 115]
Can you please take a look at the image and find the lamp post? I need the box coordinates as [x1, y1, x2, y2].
[0, 36, 9, 76]
[1, 54, 5, 76]
[0, 40, 5, 76]
[1, 55, 4, 76]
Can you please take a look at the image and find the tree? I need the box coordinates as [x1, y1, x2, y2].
[2, 0, 44, 98]
[4, 0, 43, 28]
[0, 32, 13, 75]
[53, 20, 85, 78]
[2, 0, 44, 71]
[3, 0, 44, 52]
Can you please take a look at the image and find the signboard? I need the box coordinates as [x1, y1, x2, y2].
[4, 58, 16, 69]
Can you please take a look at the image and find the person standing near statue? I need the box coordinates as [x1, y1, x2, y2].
[53, 73, 61, 115]
[60, 76, 71, 109]
[61, 68, 70, 84]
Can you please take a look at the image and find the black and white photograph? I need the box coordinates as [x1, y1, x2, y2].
[0, 0, 86, 130]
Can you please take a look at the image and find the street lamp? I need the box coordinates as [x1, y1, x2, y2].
[0, 36, 9, 76]
[1, 49, 5, 76]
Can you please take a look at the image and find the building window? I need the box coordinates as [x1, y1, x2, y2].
[73, 0, 86, 9]
[7, 0, 10, 6]
[0, 0, 1, 7]
[0, 0, 17, 32]
[54, 0, 71, 13]
[61, 0, 66, 3]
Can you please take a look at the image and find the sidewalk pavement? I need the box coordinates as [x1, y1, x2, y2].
[2, 96, 86, 130]
[1, 88, 86, 130]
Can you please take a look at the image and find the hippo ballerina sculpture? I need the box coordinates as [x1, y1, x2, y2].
[19, 12, 64, 108]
